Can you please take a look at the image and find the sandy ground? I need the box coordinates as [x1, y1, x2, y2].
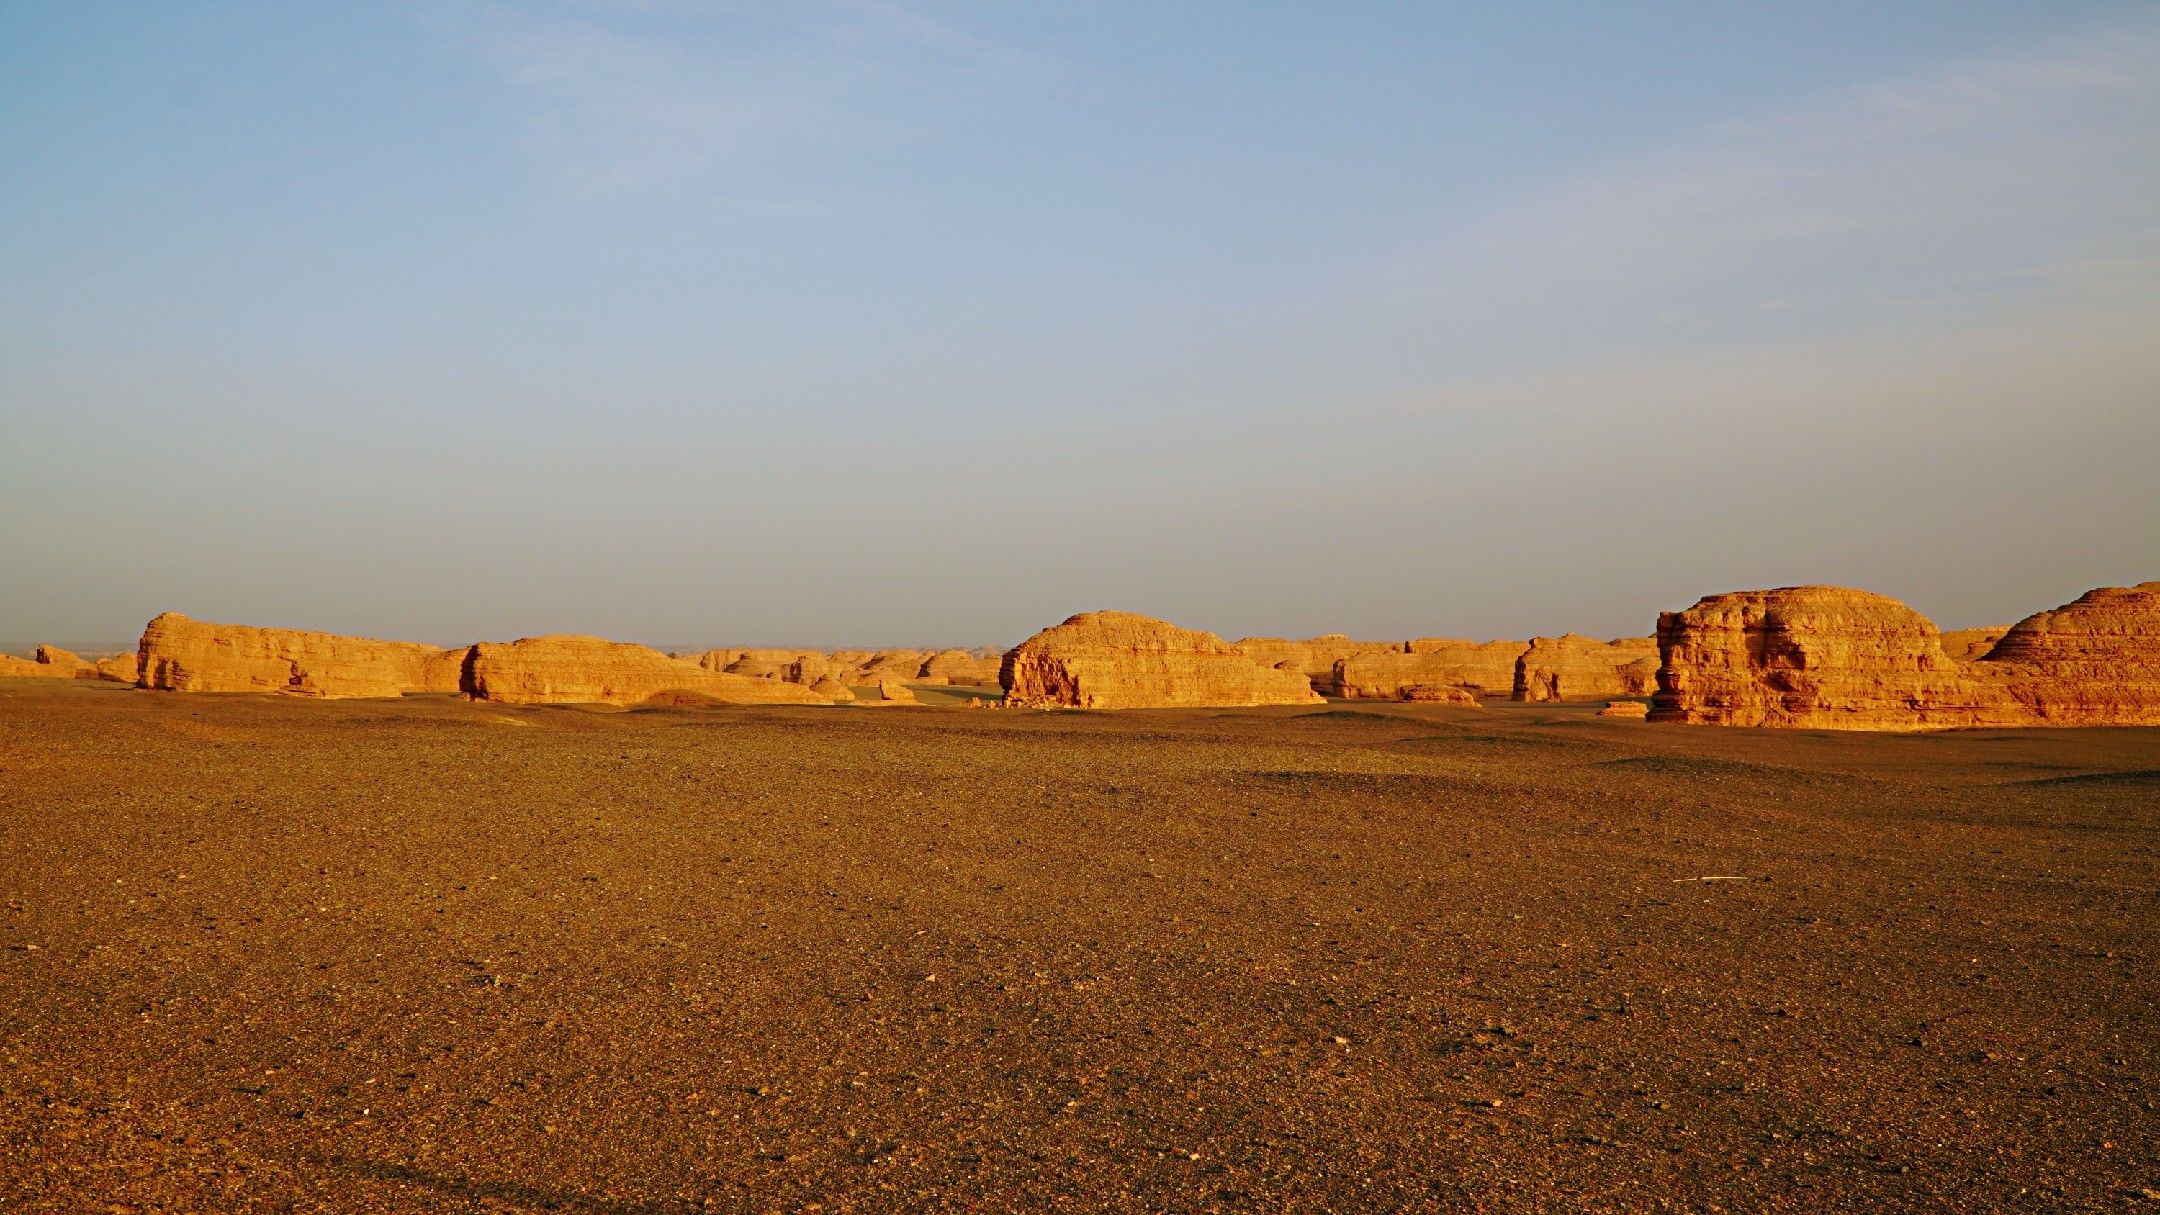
[1, 679, 2155, 1213]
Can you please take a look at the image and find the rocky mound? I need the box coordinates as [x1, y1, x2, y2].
[1973, 582, 2160, 725]
[1232, 635, 1397, 693]
[1332, 639, 1524, 701]
[1648, 587, 2006, 730]
[1398, 684, 1480, 706]
[1513, 635, 1659, 702]
[463, 636, 831, 707]
[93, 650, 140, 683]
[1002, 612, 1323, 710]
[920, 649, 1001, 687]
[136, 613, 466, 699]
[1940, 627, 2011, 662]
[1598, 700, 1650, 719]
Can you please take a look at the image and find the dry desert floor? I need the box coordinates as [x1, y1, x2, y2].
[2, 680, 2156, 1213]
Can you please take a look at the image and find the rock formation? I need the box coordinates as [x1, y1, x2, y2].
[809, 676, 856, 703]
[1598, 700, 1649, 719]
[1332, 639, 1524, 702]
[0, 645, 126, 681]
[1513, 635, 1659, 703]
[872, 677, 920, 705]
[1651, 581, 2160, 730]
[93, 650, 140, 683]
[1231, 634, 1397, 693]
[1648, 587, 1998, 730]
[1002, 612, 1324, 710]
[135, 613, 466, 699]
[0, 652, 73, 679]
[1971, 582, 2160, 726]
[462, 636, 831, 707]
[920, 649, 1000, 687]
[1398, 684, 1481, 706]
[1939, 627, 2010, 662]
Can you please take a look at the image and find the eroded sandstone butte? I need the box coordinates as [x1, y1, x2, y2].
[1975, 581, 2160, 726]
[463, 635, 830, 707]
[1231, 634, 1397, 693]
[1647, 587, 1995, 730]
[1940, 627, 2011, 662]
[136, 613, 468, 699]
[1514, 635, 1659, 703]
[1332, 639, 1525, 701]
[1001, 611, 1323, 710]
[1651, 581, 2160, 730]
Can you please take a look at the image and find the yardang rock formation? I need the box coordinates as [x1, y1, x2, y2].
[1001, 611, 1324, 709]
[1650, 582, 2160, 730]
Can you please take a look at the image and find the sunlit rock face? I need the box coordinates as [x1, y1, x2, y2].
[1001, 611, 1324, 710]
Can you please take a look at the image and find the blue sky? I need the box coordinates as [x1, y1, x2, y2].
[3, 2, 2155, 647]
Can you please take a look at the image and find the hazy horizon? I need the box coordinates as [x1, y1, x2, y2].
[5, 3, 2156, 649]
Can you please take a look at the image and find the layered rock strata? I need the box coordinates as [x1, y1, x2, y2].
[1514, 635, 1659, 703]
[1002, 612, 1323, 710]
[462, 636, 830, 707]
[135, 613, 467, 699]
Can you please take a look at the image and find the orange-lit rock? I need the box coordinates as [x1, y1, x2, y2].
[921, 649, 1000, 687]
[1975, 581, 2160, 725]
[1398, 684, 1480, 706]
[1598, 700, 1649, 719]
[1513, 635, 1659, 702]
[1648, 587, 2002, 730]
[1332, 639, 1525, 701]
[0, 653, 71, 679]
[463, 635, 830, 707]
[136, 613, 463, 699]
[1940, 627, 2010, 662]
[1232, 634, 1397, 693]
[1002, 611, 1323, 710]
[93, 650, 141, 683]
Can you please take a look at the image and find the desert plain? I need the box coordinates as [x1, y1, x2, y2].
[3, 676, 2155, 1213]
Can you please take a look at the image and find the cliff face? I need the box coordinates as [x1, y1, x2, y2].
[135, 613, 462, 699]
[1973, 582, 2160, 726]
[1513, 635, 1659, 703]
[462, 636, 831, 707]
[1002, 612, 1323, 710]
[1647, 587, 2001, 730]
[1331, 641, 1525, 701]
[1231, 635, 1397, 693]
[1647, 583, 2160, 730]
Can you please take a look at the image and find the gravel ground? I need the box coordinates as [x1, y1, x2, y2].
[2, 679, 2156, 1213]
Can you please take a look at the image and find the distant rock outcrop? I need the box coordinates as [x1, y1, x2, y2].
[93, 650, 140, 683]
[1331, 639, 1524, 702]
[135, 613, 466, 699]
[1231, 634, 1397, 693]
[1002, 611, 1324, 709]
[920, 649, 1000, 687]
[0, 652, 73, 680]
[462, 636, 831, 707]
[1513, 635, 1659, 703]
[1398, 684, 1481, 706]
[1598, 700, 1649, 719]
[1939, 627, 2011, 662]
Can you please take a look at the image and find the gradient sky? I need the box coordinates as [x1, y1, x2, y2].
[3, 2, 2156, 648]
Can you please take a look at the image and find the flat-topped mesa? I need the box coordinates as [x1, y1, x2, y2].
[1647, 587, 2002, 730]
[1972, 581, 2160, 725]
[136, 612, 467, 698]
[462, 635, 831, 707]
[1332, 639, 1525, 701]
[1513, 635, 1659, 703]
[1001, 611, 1323, 709]
[1231, 634, 1397, 694]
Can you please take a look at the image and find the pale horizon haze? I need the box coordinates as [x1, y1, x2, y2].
[4, 2, 2157, 649]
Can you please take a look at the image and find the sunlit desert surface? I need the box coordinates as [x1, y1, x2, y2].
[3, 680, 2154, 1213]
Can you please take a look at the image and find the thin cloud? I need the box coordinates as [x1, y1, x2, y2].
[443, 1, 1040, 193]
